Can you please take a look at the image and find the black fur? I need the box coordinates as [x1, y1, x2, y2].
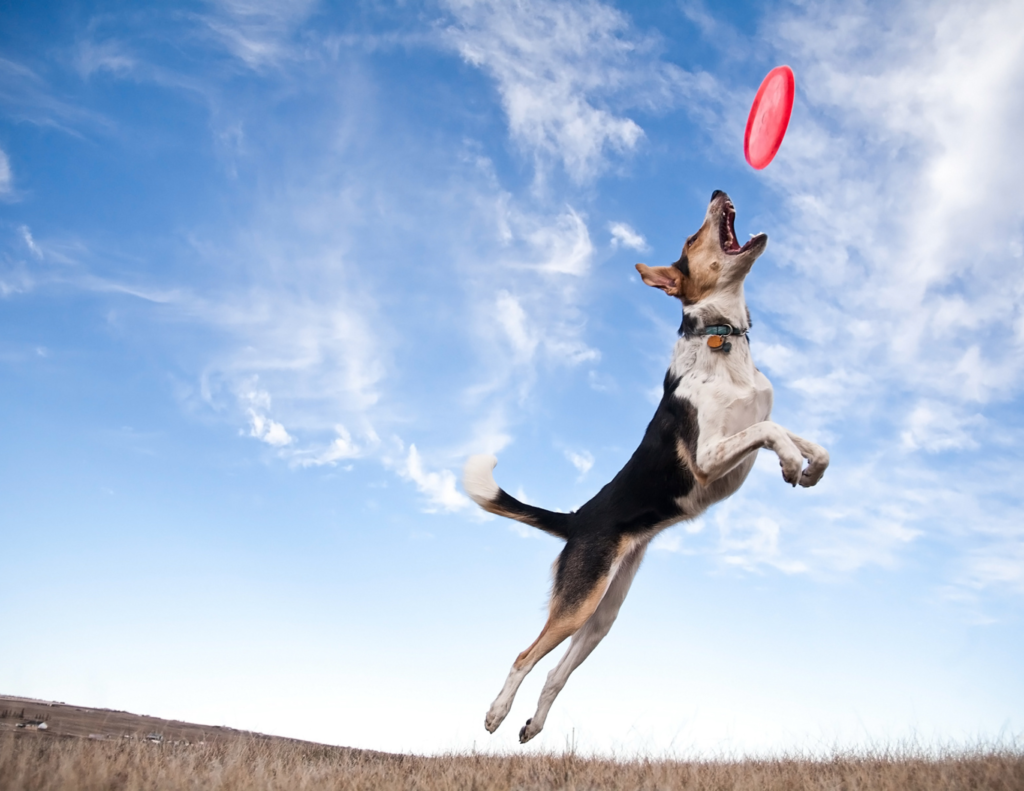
[571, 373, 697, 533]
[491, 490, 572, 540]
[672, 249, 690, 279]
[547, 372, 701, 612]
[679, 309, 698, 337]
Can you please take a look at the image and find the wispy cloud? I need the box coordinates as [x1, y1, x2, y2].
[443, 0, 642, 183]
[0, 147, 12, 197]
[900, 400, 983, 452]
[74, 38, 138, 78]
[456, 161, 602, 409]
[288, 424, 374, 468]
[199, 0, 321, 70]
[193, 281, 387, 449]
[19, 226, 41, 259]
[441, 0, 711, 185]
[480, 206, 599, 373]
[397, 444, 471, 513]
[758, 0, 1024, 408]
[0, 56, 113, 136]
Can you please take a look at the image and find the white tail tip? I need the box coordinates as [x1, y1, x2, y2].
[463, 454, 500, 505]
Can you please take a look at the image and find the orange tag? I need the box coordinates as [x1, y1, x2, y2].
[707, 335, 724, 349]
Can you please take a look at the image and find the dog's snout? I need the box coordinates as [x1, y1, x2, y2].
[711, 190, 725, 201]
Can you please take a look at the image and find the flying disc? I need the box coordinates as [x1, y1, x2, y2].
[744, 65, 795, 170]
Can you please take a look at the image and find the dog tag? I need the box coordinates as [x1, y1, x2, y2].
[707, 336, 724, 349]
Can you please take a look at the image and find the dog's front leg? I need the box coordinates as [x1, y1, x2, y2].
[696, 421, 810, 487]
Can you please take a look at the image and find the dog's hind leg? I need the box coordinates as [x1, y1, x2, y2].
[518, 540, 649, 743]
[484, 539, 619, 735]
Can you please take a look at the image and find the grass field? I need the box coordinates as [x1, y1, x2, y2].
[3, 733, 1023, 791]
[2, 696, 1021, 790]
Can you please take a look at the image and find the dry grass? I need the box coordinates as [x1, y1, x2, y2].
[2, 732, 1022, 791]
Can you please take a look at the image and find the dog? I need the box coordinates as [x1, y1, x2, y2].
[463, 190, 829, 744]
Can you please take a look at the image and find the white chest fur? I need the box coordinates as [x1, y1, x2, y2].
[668, 334, 774, 518]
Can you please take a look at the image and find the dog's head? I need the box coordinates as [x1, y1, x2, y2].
[636, 191, 768, 304]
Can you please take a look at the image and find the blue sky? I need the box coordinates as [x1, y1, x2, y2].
[2, 0, 1023, 756]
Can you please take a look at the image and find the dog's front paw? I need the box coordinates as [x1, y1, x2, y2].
[519, 717, 542, 744]
[778, 447, 803, 487]
[798, 445, 829, 488]
[799, 463, 826, 487]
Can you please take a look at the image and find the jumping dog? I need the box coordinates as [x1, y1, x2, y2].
[463, 190, 829, 743]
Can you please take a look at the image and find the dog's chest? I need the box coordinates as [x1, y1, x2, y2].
[669, 346, 774, 517]
[672, 348, 774, 432]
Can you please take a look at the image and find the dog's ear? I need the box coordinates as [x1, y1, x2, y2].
[636, 263, 684, 297]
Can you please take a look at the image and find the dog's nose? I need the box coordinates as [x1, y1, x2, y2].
[711, 190, 725, 201]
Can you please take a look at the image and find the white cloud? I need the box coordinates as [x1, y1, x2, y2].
[195, 284, 383, 413]
[495, 290, 537, 363]
[651, 531, 684, 553]
[174, 185, 388, 461]
[608, 221, 649, 252]
[564, 448, 594, 477]
[290, 424, 373, 468]
[20, 226, 42, 259]
[443, 0, 647, 183]
[900, 400, 983, 452]
[399, 444, 470, 513]
[0, 147, 11, 196]
[253, 413, 292, 446]
[240, 383, 293, 446]
[759, 0, 1024, 409]
[529, 207, 593, 275]
[720, 515, 808, 575]
[463, 190, 600, 398]
[0, 269, 32, 298]
[964, 542, 1024, 595]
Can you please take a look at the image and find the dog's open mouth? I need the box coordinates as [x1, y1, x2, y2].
[719, 201, 762, 255]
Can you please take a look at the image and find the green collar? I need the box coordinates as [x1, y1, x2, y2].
[693, 324, 748, 352]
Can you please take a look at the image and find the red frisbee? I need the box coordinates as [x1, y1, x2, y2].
[744, 65, 795, 170]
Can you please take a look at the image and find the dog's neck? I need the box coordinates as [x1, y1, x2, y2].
[669, 287, 756, 381]
[678, 288, 751, 338]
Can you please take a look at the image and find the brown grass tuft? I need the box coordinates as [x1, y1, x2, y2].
[2, 732, 1022, 791]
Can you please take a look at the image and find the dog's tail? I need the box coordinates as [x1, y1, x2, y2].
[463, 455, 571, 540]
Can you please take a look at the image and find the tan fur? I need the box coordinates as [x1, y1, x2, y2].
[636, 213, 730, 305]
[512, 536, 635, 672]
[676, 437, 709, 487]
[511, 584, 606, 671]
[678, 220, 723, 304]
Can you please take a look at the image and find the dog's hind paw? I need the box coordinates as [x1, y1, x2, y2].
[485, 702, 510, 734]
[519, 718, 541, 744]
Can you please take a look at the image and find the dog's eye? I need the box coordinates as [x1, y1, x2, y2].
[686, 235, 698, 247]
